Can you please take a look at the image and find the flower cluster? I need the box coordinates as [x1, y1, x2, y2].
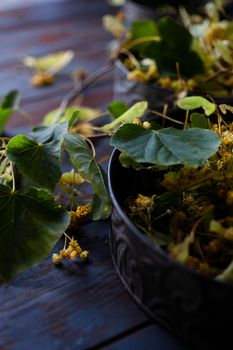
[69, 204, 92, 228]
[52, 236, 89, 265]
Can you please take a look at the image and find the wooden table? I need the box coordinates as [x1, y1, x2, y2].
[0, 1, 188, 349]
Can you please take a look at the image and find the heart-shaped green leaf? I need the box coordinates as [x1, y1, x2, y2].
[0, 184, 69, 281]
[6, 123, 67, 191]
[130, 19, 159, 52]
[0, 90, 20, 134]
[64, 133, 111, 220]
[143, 17, 203, 77]
[111, 124, 221, 167]
[190, 113, 209, 128]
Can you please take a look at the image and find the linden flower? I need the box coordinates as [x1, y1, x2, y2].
[52, 236, 89, 265]
[221, 130, 233, 145]
[135, 194, 154, 209]
[205, 23, 227, 44]
[133, 118, 143, 126]
[76, 204, 92, 219]
[52, 253, 62, 265]
[30, 72, 55, 87]
[161, 171, 180, 191]
[142, 121, 151, 129]
[127, 69, 148, 83]
[158, 76, 172, 89]
[226, 191, 233, 205]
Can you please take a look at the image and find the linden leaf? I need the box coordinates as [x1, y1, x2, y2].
[111, 124, 221, 167]
[0, 90, 20, 134]
[22, 50, 74, 75]
[108, 101, 129, 118]
[6, 123, 67, 191]
[177, 96, 216, 116]
[63, 133, 111, 220]
[0, 184, 69, 282]
[102, 101, 148, 132]
[42, 106, 101, 126]
[219, 104, 233, 115]
[102, 14, 126, 38]
[190, 113, 209, 128]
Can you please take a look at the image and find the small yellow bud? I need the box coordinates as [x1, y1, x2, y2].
[76, 204, 92, 219]
[135, 194, 154, 209]
[70, 250, 78, 261]
[143, 121, 151, 129]
[80, 250, 89, 260]
[158, 76, 172, 89]
[59, 249, 70, 258]
[52, 253, 62, 265]
[30, 72, 54, 87]
[133, 118, 142, 126]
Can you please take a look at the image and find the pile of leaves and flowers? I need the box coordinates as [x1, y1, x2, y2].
[110, 96, 233, 282]
[1, 46, 233, 286]
[103, 0, 233, 102]
[0, 97, 112, 282]
[0, 55, 150, 283]
[0, 49, 117, 283]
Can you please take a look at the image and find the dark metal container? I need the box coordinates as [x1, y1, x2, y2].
[108, 148, 233, 350]
[113, 59, 175, 111]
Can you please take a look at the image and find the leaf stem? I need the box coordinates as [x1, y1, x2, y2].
[53, 62, 114, 124]
[10, 161, 15, 192]
[150, 109, 185, 126]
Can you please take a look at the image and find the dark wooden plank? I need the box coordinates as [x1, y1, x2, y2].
[0, 18, 111, 67]
[0, 0, 115, 31]
[0, 221, 150, 350]
[0, 2, 114, 103]
[0, 59, 113, 104]
[99, 324, 188, 350]
[4, 76, 113, 131]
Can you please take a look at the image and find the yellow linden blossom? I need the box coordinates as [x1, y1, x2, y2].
[52, 253, 62, 265]
[80, 250, 89, 260]
[133, 118, 143, 126]
[76, 204, 92, 219]
[127, 63, 157, 83]
[158, 76, 172, 89]
[135, 194, 154, 209]
[226, 191, 233, 205]
[205, 23, 227, 44]
[30, 72, 55, 87]
[221, 130, 233, 145]
[52, 236, 89, 265]
[142, 121, 151, 129]
[127, 69, 148, 83]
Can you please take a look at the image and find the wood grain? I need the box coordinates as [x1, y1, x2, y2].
[0, 1, 189, 349]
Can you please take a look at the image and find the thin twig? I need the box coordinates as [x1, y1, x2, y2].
[53, 61, 114, 124]
[150, 109, 185, 126]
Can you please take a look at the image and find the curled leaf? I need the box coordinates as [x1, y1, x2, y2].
[102, 14, 126, 38]
[177, 96, 216, 116]
[219, 104, 233, 115]
[102, 101, 148, 132]
[22, 50, 74, 75]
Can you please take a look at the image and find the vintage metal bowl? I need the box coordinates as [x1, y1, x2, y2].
[108, 148, 233, 350]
